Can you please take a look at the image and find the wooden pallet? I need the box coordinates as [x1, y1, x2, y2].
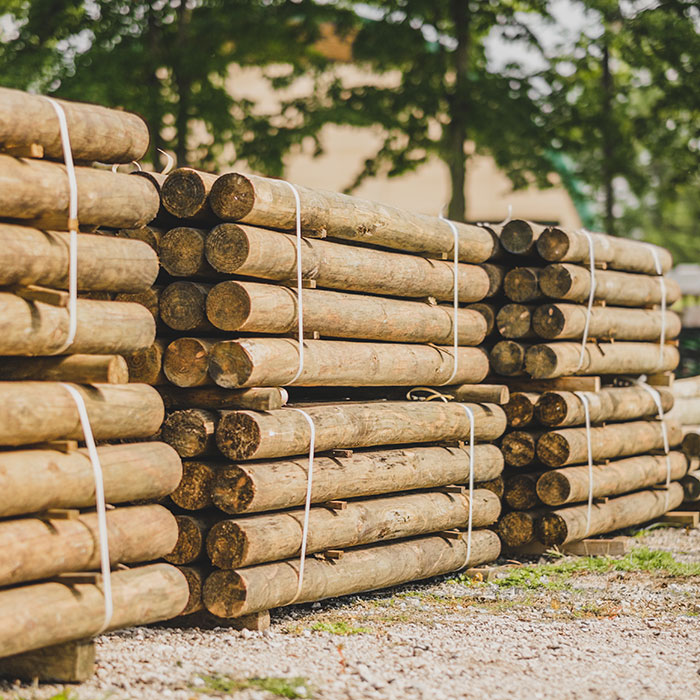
[0, 639, 95, 683]
[661, 511, 700, 527]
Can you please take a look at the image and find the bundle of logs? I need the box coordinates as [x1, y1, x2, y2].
[0, 87, 189, 681]
[669, 376, 700, 508]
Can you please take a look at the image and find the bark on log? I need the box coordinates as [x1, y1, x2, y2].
[208, 489, 501, 569]
[0, 441, 181, 517]
[0, 563, 188, 659]
[532, 304, 680, 341]
[538, 263, 680, 307]
[525, 342, 679, 379]
[536, 419, 682, 467]
[673, 376, 700, 399]
[0, 505, 178, 587]
[125, 339, 166, 385]
[206, 280, 487, 345]
[160, 282, 214, 332]
[158, 387, 286, 412]
[159, 226, 218, 277]
[165, 514, 219, 565]
[208, 173, 498, 262]
[504, 472, 543, 510]
[536, 228, 673, 274]
[481, 264, 506, 298]
[160, 168, 220, 221]
[681, 470, 700, 502]
[501, 430, 542, 467]
[490, 340, 529, 376]
[536, 483, 684, 545]
[204, 223, 490, 302]
[162, 409, 219, 458]
[496, 304, 534, 339]
[504, 392, 539, 428]
[0, 355, 128, 384]
[667, 397, 700, 426]
[212, 444, 504, 514]
[500, 220, 547, 255]
[0, 382, 164, 445]
[535, 386, 674, 428]
[0, 225, 158, 292]
[203, 530, 501, 617]
[115, 225, 164, 253]
[170, 461, 221, 511]
[0, 294, 155, 356]
[466, 303, 496, 336]
[209, 339, 490, 389]
[215, 401, 506, 460]
[497, 510, 542, 548]
[504, 267, 544, 303]
[0, 155, 159, 230]
[0, 87, 150, 163]
[163, 338, 215, 387]
[536, 452, 688, 506]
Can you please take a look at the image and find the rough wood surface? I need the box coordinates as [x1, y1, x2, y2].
[203, 530, 501, 617]
[0, 563, 188, 659]
[497, 510, 543, 548]
[536, 418, 682, 467]
[125, 339, 166, 385]
[681, 470, 700, 502]
[0, 442, 181, 517]
[163, 337, 215, 387]
[448, 384, 509, 404]
[115, 286, 161, 322]
[209, 339, 490, 389]
[537, 452, 688, 506]
[162, 408, 219, 458]
[212, 444, 503, 514]
[504, 392, 539, 428]
[0, 155, 159, 230]
[504, 471, 543, 510]
[208, 173, 498, 262]
[0, 639, 95, 683]
[159, 226, 218, 277]
[504, 267, 544, 303]
[206, 280, 486, 345]
[496, 303, 534, 339]
[0, 382, 164, 445]
[500, 220, 547, 255]
[115, 225, 164, 253]
[536, 484, 684, 545]
[0, 354, 128, 384]
[160, 168, 220, 220]
[490, 340, 529, 376]
[501, 430, 542, 467]
[158, 387, 287, 412]
[215, 401, 506, 460]
[165, 514, 220, 565]
[481, 263, 506, 298]
[170, 461, 220, 511]
[160, 282, 214, 332]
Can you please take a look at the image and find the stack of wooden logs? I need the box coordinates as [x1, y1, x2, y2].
[488, 220, 686, 550]
[669, 376, 700, 507]
[0, 87, 189, 679]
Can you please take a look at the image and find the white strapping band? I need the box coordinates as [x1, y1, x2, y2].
[438, 215, 460, 386]
[576, 230, 597, 372]
[283, 181, 305, 386]
[60, 384, 113, 633]
[573, 391, 595, 536]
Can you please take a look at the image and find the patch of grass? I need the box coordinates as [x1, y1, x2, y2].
[195, 674, 312, 698]
[310, 620, 370, 635]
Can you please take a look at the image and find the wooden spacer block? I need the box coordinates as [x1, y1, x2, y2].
[163, 610, 271, 632]
[3, 143, 45, 159]
[330, 449, 353, 458]
[282, 278, 318, 290]
[319, 549, 344, 560]
[11, 285, 69, 307]
[33, 439, 79, 453]
[54, 572, 103, 585]
[302, 331, 321, 340]
[647, 372, 675, 387]
[661, 511, 700, 527]
[0, 639, 95, 683]
[438, 529, 463, 540]
[322, 500, 348, 511]
[562, 536, 631, 557]
[592, 497, 609, 505]
[438, 440, 465, 449]
[422, 296, 438, 307]
[37, 508, 80, 521]
[437, 485, 466, 495]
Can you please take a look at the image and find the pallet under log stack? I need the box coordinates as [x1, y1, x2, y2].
[0, 87, 189, 682]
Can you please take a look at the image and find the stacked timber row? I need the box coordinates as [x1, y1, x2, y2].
[120, 167, 512, 620]
[669, 376, 700, 505]
[0, 87, 189, 670]
[489, 220, 686, 549]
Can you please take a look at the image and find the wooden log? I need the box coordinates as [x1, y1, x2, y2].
[0, 505, 177, 587]
[504, 267, 544, 303]
[215, 401, 506, 460]
[536, 419, 682, 467]
[162, 408, 219, 458]
[160, 282, 214, 332]
[0, 442, 181, 518]
[208, 489, 501, 569]
[165, 514, 219, 565]
[0, 382, 164, 445]
[0, 639, 95, 683]
[466, 302, 497, 336]
[536, 228, 673, 274]
[673, 376, 700, 399]
[501, 430, 541, 467]
[158, 386, 287, 412]
[0, 155, 159, 230]
[159, 226, 219, 277]
[682, 430, 700, 458]
[0, 563, 188, 659]
[538, 263, 681, 307]
[163, 337, 215, 387]
[481, 263, 506, 298]
[0, 354, 128, 384]
[116, 225, 164, 253]
[525, 342, 679, 379]
[667, 397, 700, 426]
[681, 470, 700, 502]
[204, 223, 490, 302]
[178, 566, 207, 616]
[170, 461, 221, 511]
[497, 510, 542, 548]
[503, 391, 539, 428]
[490, 340, 529, 376]
[532, 304, 680, 341]
[537, 452, 688, 506]
[448, 384, 509, 404]
[160, 168, 220, 221]
[504, 472, 543, 510]
[536, 484, 684, 545]
[0, 225, 158, 292]
[500, 220, 547, 255]
[115, 286, 162, 322]
[209, 339, 490, 389]
[535, 386, 674, 428]
[212, 444, 503, 514]
[476, 475, 505, 499]
[206, 280, 487, 345]
[496, 303, 534, 339]
[203, 529, 501, 617]
[0, 294, 155, 356]
[125, 339, 166, 385]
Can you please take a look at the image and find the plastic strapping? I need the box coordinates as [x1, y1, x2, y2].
[646, 245, 667, 369]
[573, 391, 595, 536]
[158, 149, 174, 174]
[60, 384, 113, 633]
[44, 97, 78, 353]
[576, 230, 597, 371]
[438, 215, 460, 386]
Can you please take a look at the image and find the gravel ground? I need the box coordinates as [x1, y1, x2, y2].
[4, 525, 700, 700]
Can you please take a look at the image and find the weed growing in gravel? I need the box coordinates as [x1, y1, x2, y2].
[195, 674, 312, 698]
[310, 621, 370, 635]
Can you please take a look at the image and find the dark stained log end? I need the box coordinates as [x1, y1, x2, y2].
[500, 220, 535, 255]
[496, 303, 532, 339]
[179, 567, 205, 616]
[466, 303, 496, 336]
[536, 512, 568, 546]
[536, 432, 570, 467]
[682, 432, 700, 458]
[535, 392, 568, 427]
[165, 515, 206, 565]
[205, 224, 251, 273]
[504, 268, 539, 303]
[538, 264, 573, 298]
[536, 227, 570, 262]
[535, 471, 571, 506]
[497, 511, 536, 548]
[160, 227, 207, 277]
[211, 465, 256, 514]
[203, 569, 247, 618]
[476, 476, 505, 499]
[161, 169, 211, 219]
[503, 392, 536, 428]
[210, 173, 256, 221]
[216, 412, 262, 460]
[206, 282, 252, 331]
[162, 409, 215, 458]
[160, 282, 209, 331]
[524, 344, 559, 379]
[170, 461, 216, 511]
[209, 343, 255, 389]
[164, 338, 211, 388]
[504, 473, 540, 511]
[501, 431, 537, 467]
[490, 340, 527, 376]
[206, 520, 247, 569]
[532, 304, 566, 339]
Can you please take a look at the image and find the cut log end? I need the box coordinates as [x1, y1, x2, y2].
[210, 173, 256, 220]
[179, 567, 205, 616]
[536, 432, 570, 468]
[504, 268, 540, 303]
[536, 512, 569, 545]
[160, 227, 207, 277]
[207, 521, 247, 569]
[211, 465, 255, 513]
[206, 224, 251, 273]
[215, 413, 262, 460]
[496, 303, 532, 339]
[501, 220, 536, 255]
[490, 341, 527, 376]
[501, 431, 537, 467]
[538, 264, 573, 298]
[535, 471, 572, 506]
[161, 169, 210, 219]
[208, 343, 255, 389]
[503, 392, 536, 428]
[170, 461, 217, 511]
[524, 345, 559, 379]
[206, 281, 252, 331]
[536, 227, 571, 261]
[164, 338, 212, 388]
[535, 392, 568, 426]
[497, 511, 537, 548]
[532, 305, 566, 339]
[165, 516, 205, 566]
[160, 282, 209, 332]
[203, 569, 247, 618]
[162, 409, 216, 458]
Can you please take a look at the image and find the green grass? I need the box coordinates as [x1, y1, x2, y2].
[195, 674, 312, 698]
[309, 621, 370, 635]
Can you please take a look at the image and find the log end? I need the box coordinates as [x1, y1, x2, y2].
[496, 303, 532, 339]
[206, 282, 251, 331]
[503, 392, 535, 428]
[203, 569, 247, 618]
[534, 392, 568, 427]
[524, 344, 559, 379]
[215, 411, 262, 460]
[162, 409, 214, 458]
[490, 341, 527, 376]
[504, 474, 540, 511]
[535, 512, 567, 546]
[164, 515, 206, 566]
[538, 264, 573, 299]
[125, 342, 163, 385]
[504, 268, 539, 303]
[160, 227, 206, 277]
[164, 337, 211, 388]
[501, 431, 537, 467]
[170, 461, 215, 511]
[497, 511, 536, 548]
[211, 465, 256, 513]
[536, 432, 569, 468]
[531, 304, 565, 340]
[682, 431, 700, 458]
[536, 227, 570, 262]
[161, 169, 211, 219]
[178, 566, 205, 616]
[208, 342, 254, 389]
[209, 173, 256, 221]
[500, 220, 535, 255]
[206, 520, 247, 569]
[160, 282, 208, 332]
[205, 224, 250, 273]
[535, 471, 571, 506]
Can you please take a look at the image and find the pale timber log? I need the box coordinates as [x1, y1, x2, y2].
[209, 339, 490, 389]
[525, 342, 679, 379]
[536, 484, 684, 545]
[159, 226, 218, 277]
[504, 267, 544, 303]
[215, 401, 506, 460]
[162, 409, 219, 458]
[538, 263, 680, 307]
[536, 419, 682, 468]
[0, 294, 155, 356]
[490, 340, 529, 376]
[159, 386, 287, 412]
[0, 225, 158, 292]
[125, 340, 166, 385]
[497, 510, 542, 548]
[160, 282, 214, 332]
[208, 173, 498, 263]
[500, 220, 548, 255]
[501, 430, 542, 467]
[504, 472, 543, 511]
[116, 225, 164, 253]
[667, 397, 700, 426]
[160, 168, 220, 220]
[203, 530, 501, 617]
[212, 444, 504, 514]
[170, 461, 220, 511]
[165, 514, 220, 565]
[204, 223, 490, 302]
[535, 386, 674, 428]
[673, 376, 700, 399]
[681, 470, 700, 502]
[0, 442, 181, 517]
[0, 563, 188, 659]
[481, 263, 506, 298]
[163, 337, 215, 387]
[0, 382, 164, 445]
[536, 228, 673, 274]
[466, 303, 497, 336]
[536, 452, 688, 506]
[532, 304, 680, 341]
[0, 354, 128, 384]
[0, 155, 159, 230]
[0, 505, 178, 587]
[208, 489, 501, 569]
[504, 392, 539, 428]
[496, 304, 534, 339]
[682, 430, 700, 458]
[206, 280, 487, 345]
